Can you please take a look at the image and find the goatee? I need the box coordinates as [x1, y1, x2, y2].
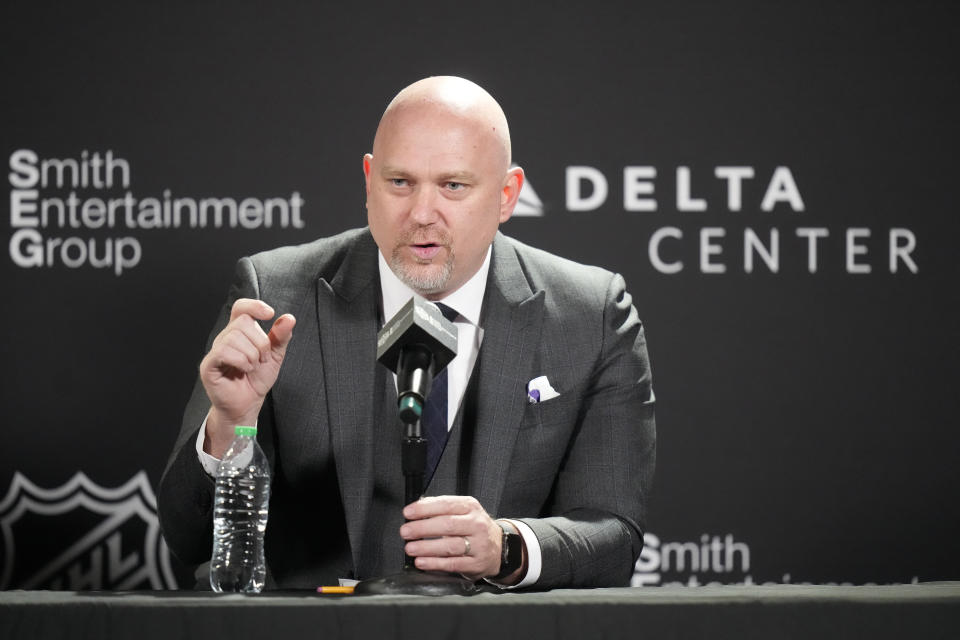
[389, 245, 455, 295]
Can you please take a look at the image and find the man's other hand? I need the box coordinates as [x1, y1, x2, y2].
[401, 495, 521, 583]
[199, 298, 295, 458]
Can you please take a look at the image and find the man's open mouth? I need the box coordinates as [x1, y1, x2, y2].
[410, 243, 442, 260]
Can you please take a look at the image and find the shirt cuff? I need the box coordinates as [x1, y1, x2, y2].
[195, 414, 223, 477]
[488, 518, 542, 589]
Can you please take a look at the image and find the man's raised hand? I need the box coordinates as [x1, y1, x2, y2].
[199, 298, 295, 457]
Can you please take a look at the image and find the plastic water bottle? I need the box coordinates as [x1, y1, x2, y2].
[210, 425, 271, 593]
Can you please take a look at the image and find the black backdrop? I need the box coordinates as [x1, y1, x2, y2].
[1, 1, 957, 589]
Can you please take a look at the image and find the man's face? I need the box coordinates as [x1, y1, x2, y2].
[364, 105, 521, 300]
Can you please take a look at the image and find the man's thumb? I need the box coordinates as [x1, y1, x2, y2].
[268, 313, 297, 355]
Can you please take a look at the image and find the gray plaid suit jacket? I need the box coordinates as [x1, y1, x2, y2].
[158, 227, 656, 589]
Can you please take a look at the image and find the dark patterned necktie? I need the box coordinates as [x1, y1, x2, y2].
[422, 303, 459, 483]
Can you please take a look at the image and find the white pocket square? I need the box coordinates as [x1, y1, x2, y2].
[527, 375, 560, 403]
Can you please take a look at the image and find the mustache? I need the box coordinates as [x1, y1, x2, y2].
[397, 227, 451, 246]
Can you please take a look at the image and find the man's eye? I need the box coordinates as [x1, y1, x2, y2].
[390, 178, 408, 187]
[446, 182, 464, 191]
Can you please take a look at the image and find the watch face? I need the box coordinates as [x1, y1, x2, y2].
[503, 531, 521, 572]
[495, 522, 522, 579]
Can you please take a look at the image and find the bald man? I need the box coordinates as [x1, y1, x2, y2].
[158, 77, 656, 590]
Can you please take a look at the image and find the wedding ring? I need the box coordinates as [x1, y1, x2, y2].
[462, 536, 471, 556]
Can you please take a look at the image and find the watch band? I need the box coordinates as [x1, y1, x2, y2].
[493, 520, 523, 580]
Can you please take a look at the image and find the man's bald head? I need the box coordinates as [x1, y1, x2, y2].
[372, 76, 512, 173]
[363, 76, 524, 299]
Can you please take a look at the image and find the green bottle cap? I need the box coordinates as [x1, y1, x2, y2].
[234, 425, 257, 437]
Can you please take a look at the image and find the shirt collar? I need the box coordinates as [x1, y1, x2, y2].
[378, 246, 491, 328]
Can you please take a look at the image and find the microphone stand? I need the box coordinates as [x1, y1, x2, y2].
[354, 345, 482, 596]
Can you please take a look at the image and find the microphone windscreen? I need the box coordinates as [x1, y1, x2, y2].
[377, 296, 457, 374]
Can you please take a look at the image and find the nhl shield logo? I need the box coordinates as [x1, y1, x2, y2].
[0, 471, 178, 589]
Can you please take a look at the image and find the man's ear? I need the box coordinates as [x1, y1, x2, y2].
[499, 166, 525, 223]
[363, 154, 374, 196]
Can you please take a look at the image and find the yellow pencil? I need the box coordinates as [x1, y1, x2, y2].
[316, 586, 355, 594]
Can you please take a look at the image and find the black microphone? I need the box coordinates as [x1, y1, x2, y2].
[377, 296, 457, 423]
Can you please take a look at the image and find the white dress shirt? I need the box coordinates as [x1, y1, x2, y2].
[377, 249, 486, 432]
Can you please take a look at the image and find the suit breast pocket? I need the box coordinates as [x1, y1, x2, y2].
[520, 391, 578, 431]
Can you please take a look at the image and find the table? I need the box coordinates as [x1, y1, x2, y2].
[2, 583, 959, 639]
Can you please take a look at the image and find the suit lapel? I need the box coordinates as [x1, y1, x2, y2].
[470, 233, 545, 514]
[315, 231, 380, 573]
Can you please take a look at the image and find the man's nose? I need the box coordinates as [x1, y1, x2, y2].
[409, 186, 441, 225]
